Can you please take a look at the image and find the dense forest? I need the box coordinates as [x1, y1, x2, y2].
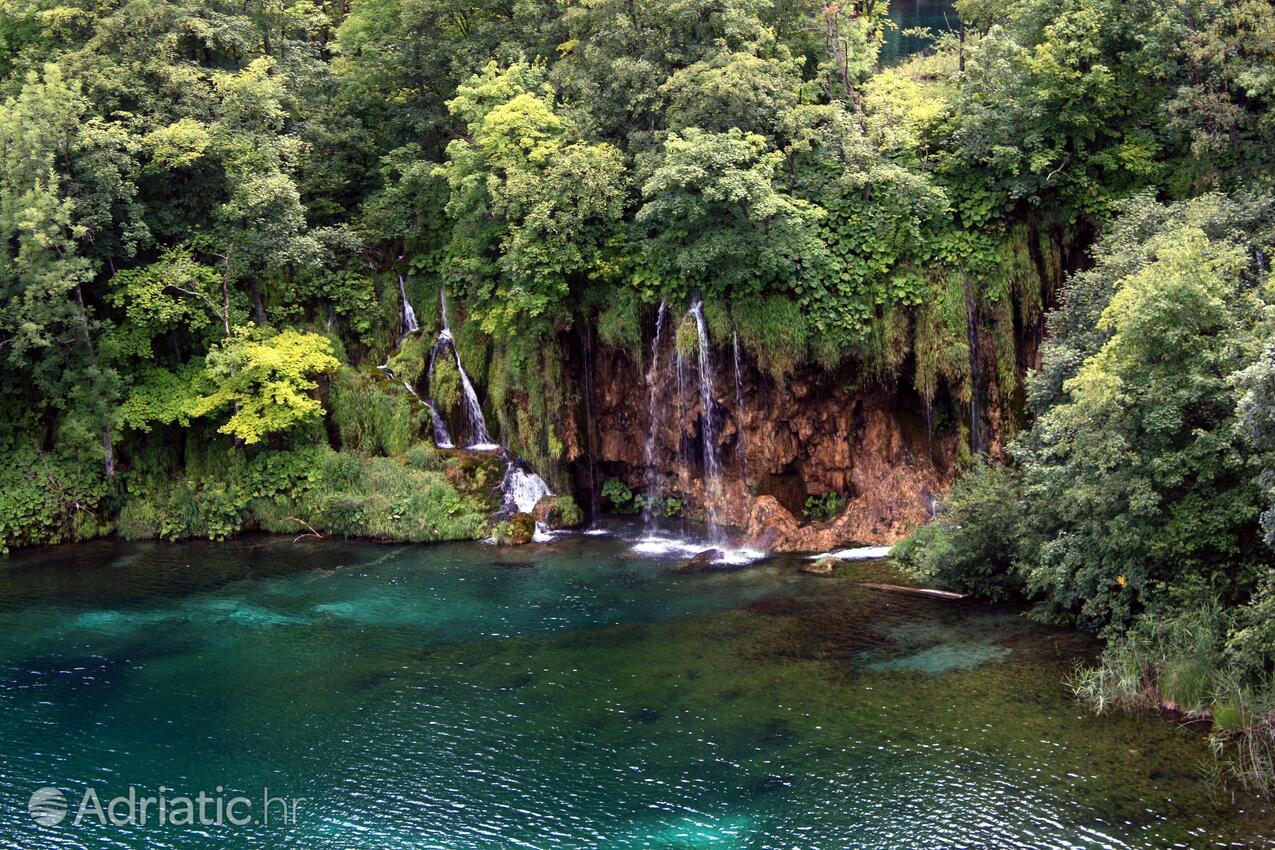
[1, 0, 1274, 795]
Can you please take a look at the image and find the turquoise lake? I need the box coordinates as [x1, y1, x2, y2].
[0, 528, 1271, 849]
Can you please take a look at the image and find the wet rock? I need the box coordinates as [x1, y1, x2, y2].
[800, 557, 838, 577]
[672, 548, 723, 573]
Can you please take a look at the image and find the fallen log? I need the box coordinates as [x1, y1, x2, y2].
[856, 582, 968, 601]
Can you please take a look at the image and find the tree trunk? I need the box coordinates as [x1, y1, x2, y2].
[248, 278, 267, 326]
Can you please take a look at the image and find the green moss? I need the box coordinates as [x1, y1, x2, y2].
[429, 354, 462, 415]
[674, 312, 699, 356]
[595, 289, 643, 355]
[732, 295, 809, 384]
[329, 366, 423, 456]
[385, 332, 428, 385]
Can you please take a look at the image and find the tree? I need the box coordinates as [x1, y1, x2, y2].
[635, 126, 828, 302]
[437, 60, 627, 338]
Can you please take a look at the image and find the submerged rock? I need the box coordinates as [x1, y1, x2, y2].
[672, 548, 723, 573]
[800, 557, 838, 577]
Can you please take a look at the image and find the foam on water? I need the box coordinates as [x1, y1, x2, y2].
[630, 535, 766, 565]
[809, 546, 891, 561]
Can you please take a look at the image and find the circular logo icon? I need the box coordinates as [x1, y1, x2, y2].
[28, 787, 67, 827]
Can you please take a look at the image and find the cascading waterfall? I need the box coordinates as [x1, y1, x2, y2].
[731, 327, 748, 480]
[431, 289, 496, 449]
[378, 274, 453, 447]
[689, 298, 724, 541]
[503, 461, 552, 515]
[397, 272, 419, 336]
[630, 298, 763, 565]
[641, 301, 669, 531]
[380, 281, 556, 536]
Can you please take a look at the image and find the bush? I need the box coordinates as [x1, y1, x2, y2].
[892, 462, 1028, 601]
[1070, 602, 1275, 797]
[803, 492, 845, 521]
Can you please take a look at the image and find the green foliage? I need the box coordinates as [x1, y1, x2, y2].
[601, 476, 638, 513]
[0, 439, 111, 553]
[803, 492, 846, 521]
[550, 495, 585, 528]
[636, 127, 828, 303]
[1070, 600, 1275, 797]
[328, 367, 425, 457]
[120, 445, 488, 543]
[594, 289, 643, 355]
[189, 328, 339, 444]
[893, 462, 1028, 601]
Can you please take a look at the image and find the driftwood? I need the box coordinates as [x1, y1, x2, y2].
[284, 516, 325, 542]
[856, 582, 968, 601]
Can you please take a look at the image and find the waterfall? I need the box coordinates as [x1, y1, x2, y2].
[630, 298, 765, 566]
[397, 272, 419, 337]
[641, 301, 668, 531]
[432, 289, 496, 449]
[964, 283, 983, 456]
[503, 460, 552, 514]
[377, 364, 454, 448]
[580, 323, 601, 520]
[380, 282, 556, 538]
[731, 326, 748, 480]
[689, 298, 723, 541]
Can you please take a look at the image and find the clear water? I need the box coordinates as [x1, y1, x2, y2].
[882, 0, 957, 64]
[0, 528, 1270, 849]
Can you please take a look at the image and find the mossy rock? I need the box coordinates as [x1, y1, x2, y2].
[532, 494, 584, 529]
[493, 513, 536, 545]
[800, 557, 839, 577]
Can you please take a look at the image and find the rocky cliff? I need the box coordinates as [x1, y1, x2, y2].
[576, 336, 964, 550]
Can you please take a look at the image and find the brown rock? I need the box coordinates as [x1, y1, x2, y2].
[672, 548, 723, 573]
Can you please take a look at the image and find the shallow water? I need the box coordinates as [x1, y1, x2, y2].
[0, 527, 1270, 848]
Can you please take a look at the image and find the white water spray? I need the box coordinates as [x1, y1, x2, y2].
[397, 272, 419, 336]
[641, 301, 668, 531]
[433, 289, 495, 449]
[689, 297, 723, 541]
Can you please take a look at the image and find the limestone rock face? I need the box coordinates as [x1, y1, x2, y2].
[580, 339, 954, 548]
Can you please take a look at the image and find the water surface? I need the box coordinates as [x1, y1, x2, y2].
[0, 529, 1270, 848]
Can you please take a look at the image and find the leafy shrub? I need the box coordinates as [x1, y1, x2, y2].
[0, 441, 111, 553]
[601, 476, 638, 513]
[892, 462, 1028, 601]
[803, 492, 845, 521]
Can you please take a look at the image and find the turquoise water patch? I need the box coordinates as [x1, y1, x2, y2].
[0, 530, 1268, 849]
